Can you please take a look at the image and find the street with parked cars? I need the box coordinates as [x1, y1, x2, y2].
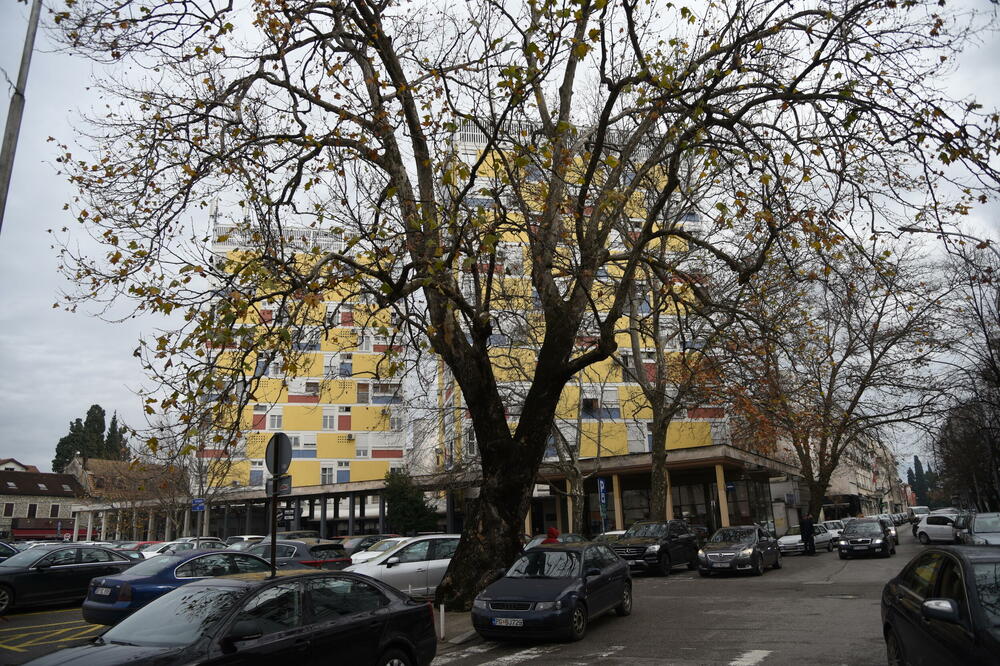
[0, 513, 994, 665]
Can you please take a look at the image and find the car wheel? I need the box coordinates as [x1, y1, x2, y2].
[838, 551, 848, 560]
[687, 553, 698, 570]
[772, 553, 782, 569]
[752, 555, 764, 576]
[0, 585, 11, 615]
[376, 649, 412, 666]
[826, 540, 833, 552]
[567, 603, 588, 641]
[885, 627, 906, 666]
[698, 569, 710, 577]
[918, 532, 930, 545]
[615, 583, 632, 617]
[881, 545, 892, 558]
[658, 553, 672, 576]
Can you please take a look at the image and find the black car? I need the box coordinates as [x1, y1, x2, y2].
[881, 546, 1000, 666]
[472, 542, 631, 642]
[0, 545, 134, 614]
[246, 539, 351, 570]
[698, 525, 781, 577]
[837, 519, 895, 559]
[610, 520, 699, 575]
[30, 569, 437, 666]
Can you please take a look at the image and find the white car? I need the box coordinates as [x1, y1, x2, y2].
[140, 539, 228, 558]
[346, 533, 460, 598]
[778, 524, 834, 553]
[820, 520, 845, 539]
[350, 537, 411, 564]
[915, 514, 960, 544]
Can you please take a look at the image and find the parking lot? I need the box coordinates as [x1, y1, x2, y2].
[0, 607, 100, 665]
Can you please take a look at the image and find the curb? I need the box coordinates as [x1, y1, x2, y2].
[448, 629, 479, 645]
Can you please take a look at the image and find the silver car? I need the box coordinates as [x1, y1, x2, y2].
[345, 533, 460, 598]
[778, 524, 834, 553]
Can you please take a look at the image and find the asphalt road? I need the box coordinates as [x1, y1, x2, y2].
[0, 605, 100, 665]
[434, 532, 922, 666]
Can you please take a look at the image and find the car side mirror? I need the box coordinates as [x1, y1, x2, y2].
[222, 619, 263, 652]
[585, 568, 602, 578]
[385, 556, 400, 568]
[33, 562, 51, 570]
[921, 599, 960, 624]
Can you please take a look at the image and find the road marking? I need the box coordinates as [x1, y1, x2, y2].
[592, 645, 625, 658]
[486, 646, 560, 664]
[0, 620, 101, 653]
[431, 641, 499, 664]
[0, 620, 88, 632]
[729, 650, 771, 666]
[5, 608, 81, 618]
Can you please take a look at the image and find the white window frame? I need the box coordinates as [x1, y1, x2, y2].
[268, 414, 283, 430]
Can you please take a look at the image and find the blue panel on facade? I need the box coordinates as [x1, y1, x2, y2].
[291, 450, 317, 458]
[337, 470, 350, 483]
[249, 470, 263, 486]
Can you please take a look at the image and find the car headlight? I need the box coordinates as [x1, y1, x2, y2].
[697, 549, 706, 559]
[473, 598, 489, 609]
[971, 537, 988, 545]
[534, 601, 562, 611]
[740, 547, 754, 557]
[645, 544, 660, 554]
[873, 538, 883, 544]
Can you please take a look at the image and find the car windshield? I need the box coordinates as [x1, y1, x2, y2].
[974, 514, 1000, 534]
[785, 526, 801, 536]
[507, 550, 581, 579]
[0, 549, 47, 568]
[843, 523, 882, 537]
[367, 539, 404, 553]
[710, 528, 755, 544]
[227, 541, 256, 551]
[123, 555, 184, 577]
[972, 562, 1000, 627]
[623, 523, 667, 538]
[101, 585, 246, 648]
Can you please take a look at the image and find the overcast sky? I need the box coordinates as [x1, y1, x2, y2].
[0, 2, 997, 475]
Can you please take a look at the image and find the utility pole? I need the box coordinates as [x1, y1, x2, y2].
[0, 0, 43, 234]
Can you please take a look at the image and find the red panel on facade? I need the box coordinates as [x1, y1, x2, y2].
[196, 448, 225, 459]
[252, 414, 266, 430]
[341, 311, 354, 325]
[259, 309, 273, 323]
[371, 449, 403, 458]
[373, 344, 389, 353]
[338, 414, 352, 430]
[644, 363, 656, 381]
[288, 395, 320, 403]
[688, 407, 724, 419]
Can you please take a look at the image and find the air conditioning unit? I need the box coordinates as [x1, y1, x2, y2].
[342, 353, 353, 360]
[380, 408, 390, 415]
[346, 434, 355, 440]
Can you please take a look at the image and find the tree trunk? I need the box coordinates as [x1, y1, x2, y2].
[435, 433, 541, 610]
[571, 472, 586, 535]
[648, 417, 670, 520]
[807, 478, 828, 519]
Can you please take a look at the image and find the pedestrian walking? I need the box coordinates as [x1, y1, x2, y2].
[801, 514, 816, 555]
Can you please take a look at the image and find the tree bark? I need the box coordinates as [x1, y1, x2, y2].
[648, 416, 671, 521]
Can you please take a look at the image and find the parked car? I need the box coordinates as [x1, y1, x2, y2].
[141, 539, 228, 558]
[472, 542, 631, 642]
[881, 545, 1000, 665]
[351, 537, 412, 564]
[821, 520, 846, 538]
[593, 530, 626, 544]
[346, 534, 460, 598]
[114, 541, 161, 552]
[173, 536, 223, 544]
[778, 524, 835, 554]
[82, 550, 272, 625]
[0, 542, 17, 563]
[274, 530, 320, 540]
[698, 525, 781, 576]
[523, 533, 587, 550]
[916, 514, 962, 545]
[610, 520, 699, 575]
[877, 514, 899, 544]
[224, 535, 264, 546]
[0, 545, 134, 614]
[33, 570, 437, 666]
[112, 550, 146, 562]
[338, 534, 402, 556]
[837, 519, 895, 558]
[956, 512, 1000, 546]
[247, 539, 351, 569]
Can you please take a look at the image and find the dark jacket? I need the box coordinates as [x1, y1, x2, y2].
[801, 518, 815, 537]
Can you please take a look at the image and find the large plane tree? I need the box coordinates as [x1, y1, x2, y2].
[51, 0, 998, 607]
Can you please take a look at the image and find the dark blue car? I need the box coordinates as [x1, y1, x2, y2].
[81, 550, 271, 625]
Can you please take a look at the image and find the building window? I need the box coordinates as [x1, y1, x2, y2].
[337, 460, 350, 468]
[49, 504, 60, 518]
[355, 448, 370, 458]
[321, 467, 335, 485]
[305, 381, 320, 395]
[268, 414, 283, 429]
[37, 483, 48, 491]
[5, 482, 15, 489]
[357, 383, 370, 404]
[27, 504, 37, 519]
[61, 484, 72, 492]
[322, 413, 337, 430]
[372, 383, 402, 404]
[389, 415, 404, 431]
[357, 335, 372, 352]
[288, 435, 301, 448]
[581, 388, 620, 419]
[2, 503, 12, 517]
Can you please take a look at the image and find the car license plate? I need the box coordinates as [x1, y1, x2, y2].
[492, 618, 524, 627]
[712, 562, 728, 568]
[94, 587, 112, 596]
[852, 546, 867, 550]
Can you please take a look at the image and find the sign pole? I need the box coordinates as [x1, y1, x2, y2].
[264, 432, 291, 578]
[269, 480, 278, 577]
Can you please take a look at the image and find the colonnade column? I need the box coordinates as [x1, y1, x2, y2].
[715, 464, 730, 528]
[612, 474, 624, 531]
[85, 511, 94, 541]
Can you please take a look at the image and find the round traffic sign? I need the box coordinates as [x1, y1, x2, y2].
[265, 432, 292, 475]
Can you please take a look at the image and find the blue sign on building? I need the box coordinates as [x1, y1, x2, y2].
[191, 498, 206, 512]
